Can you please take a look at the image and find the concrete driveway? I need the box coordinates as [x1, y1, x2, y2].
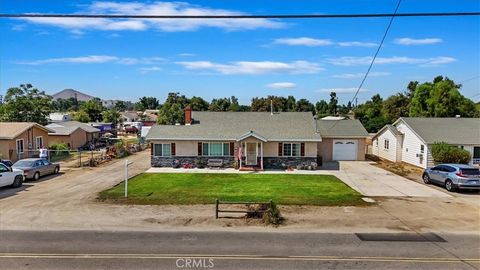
[333, 161, 450, 197]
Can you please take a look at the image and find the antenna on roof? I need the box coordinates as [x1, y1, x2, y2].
[270, 100, 273, 115]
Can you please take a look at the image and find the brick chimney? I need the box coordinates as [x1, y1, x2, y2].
[184, 106, 192, 125]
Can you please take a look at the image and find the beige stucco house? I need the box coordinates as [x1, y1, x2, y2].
[146, 108, 369, 169]
[0, 122, 53, 162]
[46, 121, 100, 149]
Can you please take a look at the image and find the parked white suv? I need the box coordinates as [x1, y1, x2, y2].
[0, 162, 24, 188]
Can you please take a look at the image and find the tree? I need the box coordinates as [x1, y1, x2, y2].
[135, 96, 160, 111]
[73, 110, 90, 123]
[113, 100, 127, 111]
[189, 96, 209, 111]
[382, 93, 410, 122]
[80, 98, 104, 122]
[0, 84, 53, 125]
[157, 92, 189, 124]
[209, 98, 231, 111]
[315, 100, 329, 117]
[354, 94, 388, 133]
[52, 97, 82, 112]
[328, 92, 338, 115]
[102, 109, 122, 125]
[295, 99, 315, 113]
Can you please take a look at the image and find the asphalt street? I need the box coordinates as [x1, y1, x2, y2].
[0, 230, 478, 270]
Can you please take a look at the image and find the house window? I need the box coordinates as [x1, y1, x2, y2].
[473, 147, 480, 159]
[35, 136, 44, 149]
[202, 143, 230, 156]
[375, 139, 378, 146]
[420, 145, 425, 153]
[384, 139, 389, 150]
[283, 143, 300, 157]
[16, 139, 24, 154]
[153, 143, 171, 157]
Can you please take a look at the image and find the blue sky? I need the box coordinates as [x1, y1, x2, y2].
[1, 0, 479, 104]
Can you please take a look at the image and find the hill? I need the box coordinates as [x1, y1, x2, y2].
[52, 89, 95, 101]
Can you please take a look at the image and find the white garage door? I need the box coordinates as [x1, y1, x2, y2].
[332, 140, 357, 160]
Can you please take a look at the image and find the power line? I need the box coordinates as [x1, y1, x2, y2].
[350, 0, 403, 105]
[459, 75, 480, 84]
[0, 12, 478, 19]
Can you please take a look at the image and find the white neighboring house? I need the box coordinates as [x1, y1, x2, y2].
[372, 117, 480, 168]
[49, 113, 72, 123]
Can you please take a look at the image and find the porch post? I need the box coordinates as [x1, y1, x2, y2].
[260, 141, 263, 170]
[239, 142, 242, 169]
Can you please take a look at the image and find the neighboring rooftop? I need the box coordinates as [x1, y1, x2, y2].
[147, 111, 321, 141]
[0, 122, 54, 139]
[46, 121, 100, 134]
[316, 119, 369, 138]
[397, 117, 480, 144]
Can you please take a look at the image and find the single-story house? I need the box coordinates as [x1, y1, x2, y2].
[0, 122, 53, 162]
[316, 118, 369, 161]
[121, 111, 140, 123]
[146, 108, 369, 169]
[46, 121, 100, 149]
[372, 117, 480, 168]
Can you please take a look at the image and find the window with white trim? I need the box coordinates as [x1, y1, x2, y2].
[283, 143, 300, 157]
[153, 143, 171, 157]
[420, 144, 425, 153]
[202, 143, 230, 156]
[16, 139, 24, 154]
[35, 136, 44, 149]
[375, 139, 378, 146]
[384, 139, 389, 150]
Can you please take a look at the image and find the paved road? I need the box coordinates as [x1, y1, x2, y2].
[0, 230, 478, 270]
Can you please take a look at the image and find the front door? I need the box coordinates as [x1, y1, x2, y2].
[246, 142, 257, 166]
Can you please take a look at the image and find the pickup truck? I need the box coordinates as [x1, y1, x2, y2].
[0, 162, 24, 188]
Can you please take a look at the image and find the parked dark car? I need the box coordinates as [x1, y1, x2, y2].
[12, 158, 60, 180]
[422, 164, 480, 192]
[0, 159, 13, 168]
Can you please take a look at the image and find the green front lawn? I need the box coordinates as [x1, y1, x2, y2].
[99, 173, 364, 206]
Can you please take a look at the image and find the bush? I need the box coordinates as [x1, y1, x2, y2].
[195, 158, 206, 168]
[431, 142, 471, 164]
[49, 143, 69, 151]
[262, 202, 284, 226]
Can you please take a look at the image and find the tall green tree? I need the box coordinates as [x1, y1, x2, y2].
[102, 109, 122, 125]
[80, 98, 104, 122]
[73, 110, 90, 123]
[135, 96, 160, 111]
[382, 93, 410, 122]
[295, 98, 315, 113]
[354, 94, 388, 132]
[315, 100, 329, 117]
[189, 96, 209, 111]
[157, 92, 188, 124]
[0, 84, 53, 125]
[328, 92, 338, 115]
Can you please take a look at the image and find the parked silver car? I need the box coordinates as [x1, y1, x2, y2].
[422, 164, 480, 192]
[12, 158, 60, 180]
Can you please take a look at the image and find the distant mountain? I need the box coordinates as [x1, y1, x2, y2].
[52, 89, 95, 101]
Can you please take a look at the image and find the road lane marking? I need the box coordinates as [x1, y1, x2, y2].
[0, 253, 478, 263]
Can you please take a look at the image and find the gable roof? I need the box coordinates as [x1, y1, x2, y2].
[316, 119, 369, 138]
[147, 111, 322, 141]
[373, 124, 403, 139]
[46, 121, 100, 134]
[395, 117, 480, 145]
[0, 122, 54, 139]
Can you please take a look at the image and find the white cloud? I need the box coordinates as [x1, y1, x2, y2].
[338, 41, 377, 47]
[176, 60, 324, 74]
[328, 56, 456, 66]
[272, 37, 377, 47]
[19, 2, 284, 32]
[394, 38, 443, 45]
[139, 66, 162, 74]
[332, 72, 391, 79]
[273, 37, 333, 46]
[17, 55, 165, 65]
[178, 53, 196, 57]
[267, 82, 296, 89]
[317, 87, 369, 94]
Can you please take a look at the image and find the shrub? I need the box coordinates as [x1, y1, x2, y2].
[195, 158, 206, 168]
[431, 142, 471, 164]
[49, 143, 69, 151]
[262, 202, 284, 226]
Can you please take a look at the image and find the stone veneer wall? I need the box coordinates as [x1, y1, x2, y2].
[263, 157, 317, 169]
[151, 156, 235, 168]
[151, 156, 317, 169]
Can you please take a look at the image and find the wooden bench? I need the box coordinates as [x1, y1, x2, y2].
[207, 159, 223, 168]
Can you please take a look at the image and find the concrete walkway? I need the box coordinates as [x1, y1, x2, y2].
[146, 161, 450, 198]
